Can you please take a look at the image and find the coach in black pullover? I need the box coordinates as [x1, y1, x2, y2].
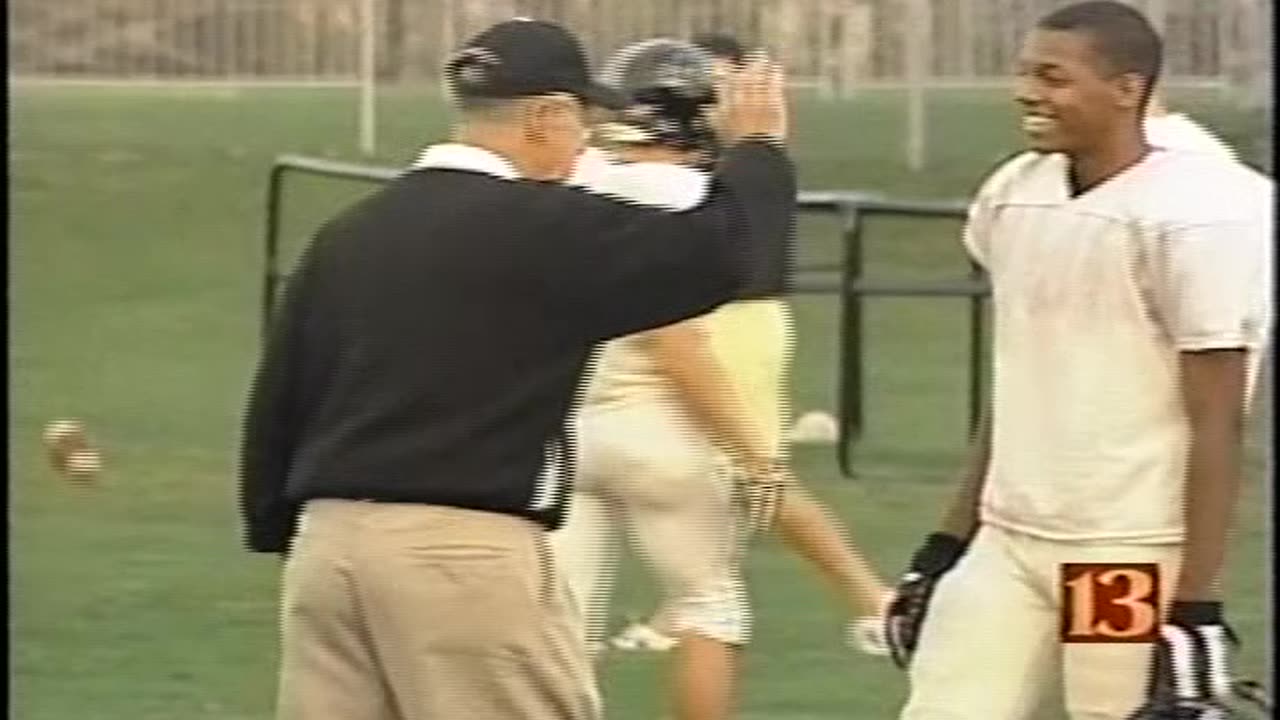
[238, 22, 795, 555]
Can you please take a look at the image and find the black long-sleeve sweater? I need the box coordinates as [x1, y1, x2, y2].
[238, 141, 795, 553]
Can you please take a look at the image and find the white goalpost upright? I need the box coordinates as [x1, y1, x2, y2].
[904, 0, 931, 171]
[358, 0, 378, 157]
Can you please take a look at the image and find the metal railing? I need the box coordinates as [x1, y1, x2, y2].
[832, 196, 978, 476]
[262, 154, 984, 478]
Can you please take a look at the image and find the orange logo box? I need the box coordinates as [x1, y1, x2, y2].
[1060, 563, 1160, 643]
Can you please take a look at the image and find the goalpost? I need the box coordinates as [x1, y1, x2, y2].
[357, 0, 378, 157]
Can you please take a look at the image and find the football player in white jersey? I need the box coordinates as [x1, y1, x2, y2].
[1145, 91, 1237, 161]
[884, 3, 1273, 719]
[551, 39, 891, 720]
[618, 31, 894, 657]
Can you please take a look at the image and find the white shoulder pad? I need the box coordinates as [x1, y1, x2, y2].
[1133, 151, 1273, 226]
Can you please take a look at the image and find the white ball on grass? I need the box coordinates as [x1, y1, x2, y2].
[788, 410, 839, 445]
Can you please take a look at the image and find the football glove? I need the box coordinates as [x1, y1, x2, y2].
[733, 461, 792, 536]
[1124, 687, 1272, 720]
[1129, 602, 1241, 718]
[1125, 697, 1234, 720]
[1230, 680, 1274, 715]
[884, 532, 968, 670]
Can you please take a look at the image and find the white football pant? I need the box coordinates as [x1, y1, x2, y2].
[552, 403, 750, 649]
[901, 523, 1181, 720]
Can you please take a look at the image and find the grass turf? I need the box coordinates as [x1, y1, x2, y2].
[9, 84, 1272, 719]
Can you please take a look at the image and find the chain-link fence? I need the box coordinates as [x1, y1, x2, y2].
[9, 0, 1272, 97]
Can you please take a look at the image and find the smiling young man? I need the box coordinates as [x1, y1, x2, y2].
[883, 3, 1273, 719]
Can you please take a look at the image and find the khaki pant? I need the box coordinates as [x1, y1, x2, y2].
[276, 499, 601, 720]
[900, 523, 1181, 720]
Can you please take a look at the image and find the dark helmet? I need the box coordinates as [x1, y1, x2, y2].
[691, 33, 746, 65]
[596, 38, 718, 152]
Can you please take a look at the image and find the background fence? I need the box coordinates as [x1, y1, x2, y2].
[261, 154, 980, 477]
[10, 0, 1271, 163]
[9, 0, 1273, 96]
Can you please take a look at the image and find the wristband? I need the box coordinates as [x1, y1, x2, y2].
[1169, 600, 1224, 626]
[909, 532, 968, 577]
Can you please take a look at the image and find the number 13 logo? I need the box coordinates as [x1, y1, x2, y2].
[1061, 563, 1160, 643]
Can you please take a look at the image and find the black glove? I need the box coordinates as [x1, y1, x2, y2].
[884, 532, 968, 670]
[1125, 699, 1233, 720]
[1128, 602, 1239, 719]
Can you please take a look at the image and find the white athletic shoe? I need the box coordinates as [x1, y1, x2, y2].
[609, 622, 678, 652]
[846, 616, 890, 657]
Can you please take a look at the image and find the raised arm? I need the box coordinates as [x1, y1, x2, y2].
[558, 58, 795, 343]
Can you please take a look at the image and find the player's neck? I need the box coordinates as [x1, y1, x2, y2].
[1067, 129, 1150, 197]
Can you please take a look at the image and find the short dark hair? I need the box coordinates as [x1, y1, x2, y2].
[1038, 1, 1163, 105]
[691, 33, 745, 65]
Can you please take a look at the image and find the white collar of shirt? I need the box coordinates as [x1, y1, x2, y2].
[568, 148, 710, 212]
[410, 143, 521, 181]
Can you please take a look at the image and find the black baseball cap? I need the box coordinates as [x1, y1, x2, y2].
[445, 19, 627, 110]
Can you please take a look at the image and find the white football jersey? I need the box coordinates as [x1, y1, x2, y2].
[567, 148, 713, 411]
[1144, 112, 1237, 160]
[968, 149, 1273, 543]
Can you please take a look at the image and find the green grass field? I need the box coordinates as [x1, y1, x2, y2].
[10, 84, 1272, 720]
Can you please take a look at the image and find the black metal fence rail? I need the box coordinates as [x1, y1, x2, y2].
[264, 154, 988, 478]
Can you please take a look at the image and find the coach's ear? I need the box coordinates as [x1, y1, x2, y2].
[517, 97, 548, 144]
[520, 94, 572, 144]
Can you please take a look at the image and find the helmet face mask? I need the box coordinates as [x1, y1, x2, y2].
[598, 38, 720, 156]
